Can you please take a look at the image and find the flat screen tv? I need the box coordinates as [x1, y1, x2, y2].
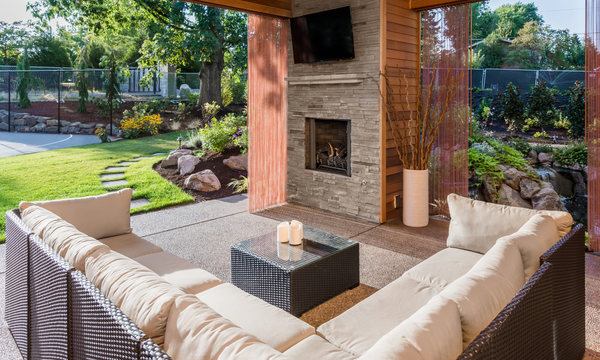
[290, 7, 355, 64]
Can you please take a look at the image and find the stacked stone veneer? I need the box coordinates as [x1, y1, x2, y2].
[286, 0, 381, 222]
[0, 110, 107, 134]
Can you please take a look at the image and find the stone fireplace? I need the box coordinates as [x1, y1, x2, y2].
[305, 119, 351, 177]
[285, 0, 381, 222]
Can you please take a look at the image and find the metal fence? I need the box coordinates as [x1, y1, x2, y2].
[472, 68, 585, 93]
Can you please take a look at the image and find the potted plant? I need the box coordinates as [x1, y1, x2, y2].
[378, 66, 462, 227]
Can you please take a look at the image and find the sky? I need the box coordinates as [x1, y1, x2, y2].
[487, 0, 585, 36]
[0, 0, 587, 36]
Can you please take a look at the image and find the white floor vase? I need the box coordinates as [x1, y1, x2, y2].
[403, 169, 430, 227]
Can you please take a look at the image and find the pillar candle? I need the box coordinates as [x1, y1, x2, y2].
[289, 220, 303, 246]
[277, 222, 290, 243]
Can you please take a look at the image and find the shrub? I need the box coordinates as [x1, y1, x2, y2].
[90, 96, 123, 117]
[565, 81, 585, 138]
[498, 83, 525, 133]
[554, 113, 571, 131]
[184, 130, 203, 149]
[120, 114, 163, 139]
[527, 80, 557, 130]
[554, 141, 587, 166]
[198, 118, 236, 152]
[532, 143, 554, 154]
[202, 102, 221, 123]
[476, 97, 494, 126]
[232, 127, 248, 154]
[222, 76, 247, 106]
[95, 127, 110, 143]
[507, 137, 532, 156]
[122, 97, 173, 120]
[533, 131, 549, 139]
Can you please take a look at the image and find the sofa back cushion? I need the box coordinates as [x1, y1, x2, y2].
[85, 250, 185, 346]
[359, 296, 463, 360]
[19, 188, 133, 239]
[438, 241, 525, 349]
[497, 214, 560, 282]
[22, 205, 110, 272]
[164, 295, 291, 360]
[447, 194, 572, 254]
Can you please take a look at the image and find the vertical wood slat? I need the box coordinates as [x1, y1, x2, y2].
[587, 0, 600, 252]
[422, 4, 471, 217]
[247, 15, 289, 212]
[384, 0, 421, 221]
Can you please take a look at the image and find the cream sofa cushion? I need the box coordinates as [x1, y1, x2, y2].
[98, 233, 163, 259]
[439, 241, 525, 348]
[134, 252, 221, 294]
[317, 276, 442, 356]
[22, 206, 110, 271]
[19, 188, 133, 239]
[497, 214, 560, 282]
[284, 335, 357, 360]
[359, 296, 463, 360]
[164, 294, 291, 360]
[196, 283, 314, 352]
[85, 250, 185, 346]
[447, 194, 572, 254]
[403, 248, 483, 289]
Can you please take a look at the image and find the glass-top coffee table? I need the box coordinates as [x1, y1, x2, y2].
[231, 226, 359, 316]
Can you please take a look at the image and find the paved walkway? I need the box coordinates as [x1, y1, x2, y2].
[1, 196, 599, 359]
[0, 132, 101, 158]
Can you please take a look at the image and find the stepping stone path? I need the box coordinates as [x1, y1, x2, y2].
[100, 152, 170, 210]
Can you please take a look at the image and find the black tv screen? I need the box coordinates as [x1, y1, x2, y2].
[290, 7, 355, 64]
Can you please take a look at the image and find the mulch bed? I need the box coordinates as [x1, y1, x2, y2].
[154, 147, 247, 202]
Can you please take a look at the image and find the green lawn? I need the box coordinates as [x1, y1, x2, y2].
[0, 132, 195, 243]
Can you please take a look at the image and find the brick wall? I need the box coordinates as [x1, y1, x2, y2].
[286, 0, 381, 222]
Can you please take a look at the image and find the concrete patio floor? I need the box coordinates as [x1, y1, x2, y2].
[1, 194, 599, 359]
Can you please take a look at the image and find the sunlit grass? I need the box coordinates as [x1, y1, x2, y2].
[0, 132, 194, 243]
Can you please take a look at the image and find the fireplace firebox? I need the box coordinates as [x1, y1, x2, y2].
[305, 118, 351, 176]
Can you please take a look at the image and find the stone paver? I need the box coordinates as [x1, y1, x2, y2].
[131, 199, 151, 209]
[106, 167, 128, 171]
[152, 153, 166, 156]
[102, 179, 128, 187]
[100, 173, 125, 179]
[118, 161, 138, 165]
[133, 156, 151, 160]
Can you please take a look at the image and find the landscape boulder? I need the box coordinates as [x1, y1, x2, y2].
[572, 171, 587, 196]
[184, 170, 221, 192]
[161, 149, 193, 167]
[525, 149, 538, 164]
[497, 184, 533, 209]
[223, 153, 248, 171]
[519, 178, 542, 199]
[532, 188, 567, 212]
[179, 84, 192, 99]
[178, 155, 201, 176]
[0, 122, 8, 131]
[480, 175, 496, 203]
[538, 152, 554, 167]
[46, 119, 59, 127]
[503, 167, 526, 191]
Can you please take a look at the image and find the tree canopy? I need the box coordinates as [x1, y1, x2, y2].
[29, 0, 248, 106]
[0, 21, 29, 65]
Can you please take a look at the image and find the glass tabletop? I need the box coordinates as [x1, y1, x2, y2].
[232, 226, 357, 270]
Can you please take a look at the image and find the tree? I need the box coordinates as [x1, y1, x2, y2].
[0, 21, 28, 65]
[472, 2, 498, 41]
[498, 83, 525, 134]
[16, 49, 33, 109]
[30, 0, 248, 108]
[490, 2, 543, 39]
[27, 28, 73, 67]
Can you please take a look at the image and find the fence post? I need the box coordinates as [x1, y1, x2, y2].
[57, 69, 61, 134]
[153, 72, 157, 95]
[536, 70, 540, 84]
[109, 67, 113, 137]
[482, 69, 487, 89]
[7, 70, 11, 132]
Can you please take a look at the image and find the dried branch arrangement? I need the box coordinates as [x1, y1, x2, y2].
[378, 66, 463, 170]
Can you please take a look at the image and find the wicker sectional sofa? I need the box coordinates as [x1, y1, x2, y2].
[5, 191, 585, 360]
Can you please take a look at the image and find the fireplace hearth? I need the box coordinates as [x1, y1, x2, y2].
[306, 118, 351, 176]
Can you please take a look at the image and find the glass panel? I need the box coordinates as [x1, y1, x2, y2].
[587, 0, 600, 252]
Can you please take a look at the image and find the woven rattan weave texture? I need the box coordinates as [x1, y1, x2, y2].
[4, 210, 171, 360]
[231, 226, 360, 316]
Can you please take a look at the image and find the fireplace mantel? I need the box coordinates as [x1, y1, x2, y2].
[285, 74, 366, 86]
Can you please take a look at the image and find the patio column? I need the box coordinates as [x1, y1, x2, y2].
[421, 4, 471, 217]
[587, 0, 600, 253]
[247, 15, 289, 212]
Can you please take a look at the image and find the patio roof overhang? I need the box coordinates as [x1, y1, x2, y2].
[180, 0, 485, 17]
[180, 0, 292, 18]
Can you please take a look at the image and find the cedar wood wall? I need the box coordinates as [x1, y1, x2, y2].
[382, 0, 421, 221]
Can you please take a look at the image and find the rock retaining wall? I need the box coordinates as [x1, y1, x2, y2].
[0, 110, 119, 135]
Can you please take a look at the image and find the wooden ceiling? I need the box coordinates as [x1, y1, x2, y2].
[409, 0, 483, 11]
[181, 0, 293, 18]
[180, 0, 484, 18]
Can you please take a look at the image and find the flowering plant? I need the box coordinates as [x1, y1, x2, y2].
[121, 114, 163, 139]
[95, 127, 110, 143]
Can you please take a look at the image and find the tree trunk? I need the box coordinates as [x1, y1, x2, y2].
[197, 45, 225, 108]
